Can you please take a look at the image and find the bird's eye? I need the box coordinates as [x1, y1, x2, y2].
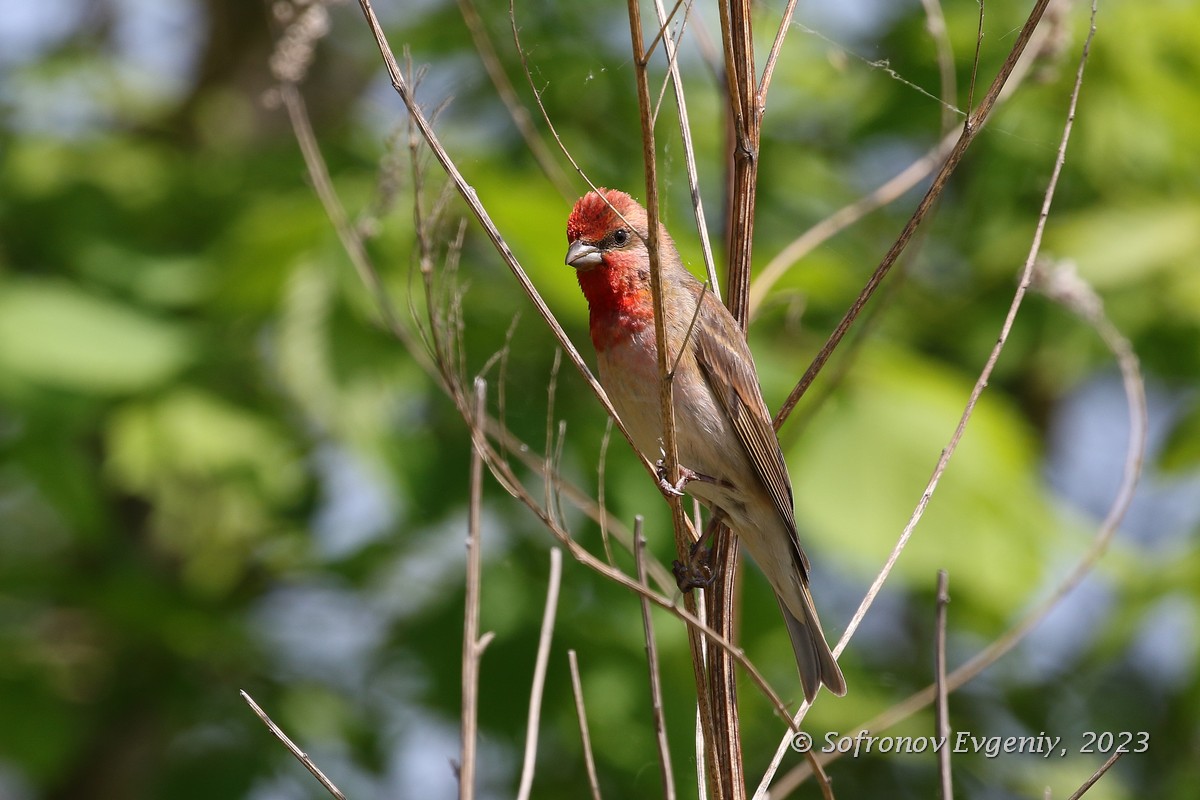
[613, 228, 630, 246]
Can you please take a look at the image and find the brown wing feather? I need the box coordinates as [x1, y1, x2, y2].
[690, 294, 811, 577]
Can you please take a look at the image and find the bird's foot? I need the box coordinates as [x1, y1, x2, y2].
[672, 541, 716, 592]
[654, 459, 719, 497]
[654, 461, 695, 497]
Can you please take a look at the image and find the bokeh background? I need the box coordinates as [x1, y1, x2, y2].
[1, 0, 1198, 798]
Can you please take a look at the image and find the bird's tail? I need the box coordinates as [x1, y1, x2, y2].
[779, 582, 846, 703]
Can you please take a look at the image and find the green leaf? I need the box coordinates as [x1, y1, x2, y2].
[792, 343, 1072, 619]
[106, 388, 302, 503]
[0, 279, 194, 394]
[1049, 202, 1200, 289]
[1160, 400, 1200, 473]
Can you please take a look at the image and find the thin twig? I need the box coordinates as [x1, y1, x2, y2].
[644, 0, 687, 61]
[625, 0, 729, 794]
[636, 519, 677, 800]
[919, 0, 958, 133]
[493, 313, 521, 465]
[650, 0, 720, 297]
[240, 690, 347, 800]
[807, 752, 835, 800]
[778, 270, 1139, 792]
[485, 414, 675, 594]
[757, 0, 800, 102]
[516, 547, 563, 800]
[544, 348, 563, 526]
[552, 419, 570, 532]
[749, 136, 952, 317]
[567, 650, 603, 800]
[276, 83, 428, 373]
[768, 7, 1128, 792]
[758, 0, 1067, 782]
[770, 16, 1071, 766]
[622, 0, 683, 533]
[354, 0, 656, 483]
[830, 0, 1057, 702]
[706, 3, 763, 796]
[773, 0, 1053, 428]
[966, 0, 986, 119]
[341, 0, 795, 747]
[460, 378, 495, 800]
[507, 0, 601, 192]
[934, 570, 952, 800]
[455, 0, 573, 198]
[1065, 751, 1124, 800]
[597, 418, 616, 567]
[749, 8, 1054, 314]
[470, 410, 798, 728]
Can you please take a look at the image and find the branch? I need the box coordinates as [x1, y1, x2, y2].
[934, 570, 952, 800]
[636, 519, 677, 800]
[567, 650, 604, 800]
[276, 82, 430, 373]
[773, 0, 1054, 428]
[748, 7, 1056, 315]
[757, 0, 799, 102]
[625, 0, 729, 793]
[460, 378, 495, 799]
[241, 690, 346, 800]
[767, 9, 1131, 791]
[354, 0, 658, 486]
[919, 0, 958, 133]
[1065, 750, 1123, 800]
[455, 0, 573, 198]
[651, 0, 721, 296]
[516, 548, 563, 800]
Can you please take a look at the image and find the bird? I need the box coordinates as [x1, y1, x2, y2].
[564, 188, 846, 703]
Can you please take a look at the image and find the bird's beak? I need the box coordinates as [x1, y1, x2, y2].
[565, 240, 602, 269]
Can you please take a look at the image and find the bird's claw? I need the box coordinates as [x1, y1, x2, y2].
[655, 460, 699, 497]
[656, 476, 686, 497]
[672, 542, 716, 592]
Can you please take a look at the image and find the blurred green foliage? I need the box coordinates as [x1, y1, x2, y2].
[1, 1, 1198, 798]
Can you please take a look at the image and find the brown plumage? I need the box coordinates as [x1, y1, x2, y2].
[566, 188, 846, 702]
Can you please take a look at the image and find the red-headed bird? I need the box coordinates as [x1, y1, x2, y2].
[565, 188, 846, 702]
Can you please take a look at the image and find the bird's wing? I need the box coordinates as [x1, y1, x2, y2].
[690, 296, 810, 577]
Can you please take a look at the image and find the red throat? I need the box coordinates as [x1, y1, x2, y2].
[576, 254, 655, 352]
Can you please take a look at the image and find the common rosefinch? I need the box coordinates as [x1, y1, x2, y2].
[565, 188, 846, 702]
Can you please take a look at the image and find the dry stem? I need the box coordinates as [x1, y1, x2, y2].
[773, 0, 1055, 428]
[934, 570, 952, 800]
[568, 650, 604, 800]
[767, 7, 1129, 792]
[516, 548, 563, 800]
[460, 378, 495, 799]
[636, 519, 677, 800]
[240, 690, 347, 800]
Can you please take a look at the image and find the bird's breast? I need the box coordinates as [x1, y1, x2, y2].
[597, 332, 746, 488]
[596, 328, 665, 455]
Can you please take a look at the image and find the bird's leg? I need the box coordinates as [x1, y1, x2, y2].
[654, 463, 691, 497]
[671, 514, 723, 592]
[654, 457, 719, 497]
[671, 555, 714, 591]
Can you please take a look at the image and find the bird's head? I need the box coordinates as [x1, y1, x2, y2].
[564, 189, 648, 274]
[565, 189, 666, 346]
